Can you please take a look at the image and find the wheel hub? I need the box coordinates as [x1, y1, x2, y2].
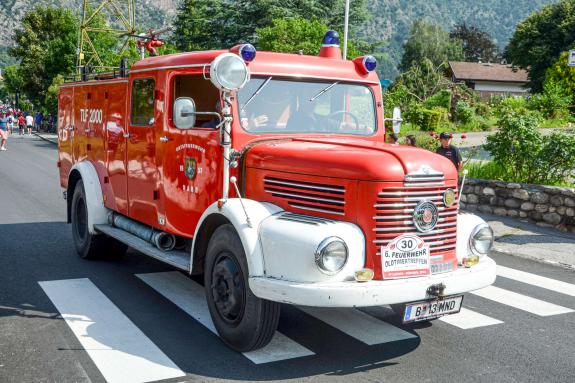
[211, 253, 245, 324]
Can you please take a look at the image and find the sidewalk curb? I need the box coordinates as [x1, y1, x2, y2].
[492, 248, 575, 271]
[33, 132, 58, 145]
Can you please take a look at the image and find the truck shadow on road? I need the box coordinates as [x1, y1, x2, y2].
[0, 221, 424, 381]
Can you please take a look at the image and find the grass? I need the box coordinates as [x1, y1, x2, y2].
[539, 117, 575, 129]
[464, 160, 575, 187]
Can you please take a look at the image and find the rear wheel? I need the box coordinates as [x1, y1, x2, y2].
[71, 179, 127, 259]
[204, 224, 280, 352]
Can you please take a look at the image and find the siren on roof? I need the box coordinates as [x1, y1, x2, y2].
[229, 44, 257, 62]
[319, 30, 342, 60]
[353, 55, 377, 75]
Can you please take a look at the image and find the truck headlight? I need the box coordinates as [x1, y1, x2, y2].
[469, 223, 494, 256]
[209, 53, 250, 91]
[315, 237, 348, 274]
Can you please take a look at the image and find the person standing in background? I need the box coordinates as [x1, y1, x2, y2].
[35, 111, 43, 132]
[18, 113, 25, 135]
[0, 112, 10, 151]
[25, 113, 34, 135]
[436, 132, 463, 171]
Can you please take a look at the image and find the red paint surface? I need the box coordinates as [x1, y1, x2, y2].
[59, 48, 458, 280]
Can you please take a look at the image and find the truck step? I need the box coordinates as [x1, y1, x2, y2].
[94, 224, 191, 271]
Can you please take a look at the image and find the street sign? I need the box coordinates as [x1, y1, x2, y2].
[569, 50, 575, 67]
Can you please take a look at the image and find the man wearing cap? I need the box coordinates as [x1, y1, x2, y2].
[436, 132, 463, 171]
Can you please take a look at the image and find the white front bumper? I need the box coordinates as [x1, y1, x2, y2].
[250, 257, 496, 307]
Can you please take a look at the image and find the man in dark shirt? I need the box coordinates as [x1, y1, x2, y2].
[436, 132, 462, 171]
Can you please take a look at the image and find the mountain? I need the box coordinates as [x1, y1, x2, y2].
[361, 0, 559, 79]
[0, 0, 559, 78]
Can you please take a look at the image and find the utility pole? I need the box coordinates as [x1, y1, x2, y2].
[343, 0, 350, 60]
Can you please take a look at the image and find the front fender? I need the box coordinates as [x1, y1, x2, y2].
[191, 199, 283, 276]
[69, 161, 109, 234]
[456, 212, 490, 262]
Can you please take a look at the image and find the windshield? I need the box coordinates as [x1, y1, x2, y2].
[237, 78, 377, 135]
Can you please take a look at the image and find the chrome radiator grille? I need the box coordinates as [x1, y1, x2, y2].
[372, 172, 458, 258]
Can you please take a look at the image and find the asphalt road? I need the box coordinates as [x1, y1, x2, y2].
[1, 136, 574, 383]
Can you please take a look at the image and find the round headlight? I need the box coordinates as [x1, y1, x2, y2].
[315, 237, 348, 274]
[469, 224, 494, 256]
[209, 53, 250, 91]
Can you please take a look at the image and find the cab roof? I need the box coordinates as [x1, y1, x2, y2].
[130, 50, 380, 85]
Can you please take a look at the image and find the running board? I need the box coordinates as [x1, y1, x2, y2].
[94, 224, 190, 271]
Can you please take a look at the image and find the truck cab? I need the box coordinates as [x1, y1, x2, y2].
[58, 31, 496, 352]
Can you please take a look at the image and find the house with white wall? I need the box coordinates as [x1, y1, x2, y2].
[447, 61, 529, 98]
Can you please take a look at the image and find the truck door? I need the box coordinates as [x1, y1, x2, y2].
[160, 73, 223, 237]
[126, 76, 162, 227]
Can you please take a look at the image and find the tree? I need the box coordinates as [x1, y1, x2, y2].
[400, 20, 464, 71]
[450, 23, 499, 63]
[257, 17, 360, 57]
[394, 58, 451, 101]
[173, 0, 369, 52]
[10, 6, 78, 106]
[507, 0, 575, 92]
[545, 50, 575, 95]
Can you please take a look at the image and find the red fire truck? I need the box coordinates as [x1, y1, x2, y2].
[58, 31, 496, 352]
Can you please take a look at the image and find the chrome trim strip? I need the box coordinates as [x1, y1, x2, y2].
[373, 233, 456, 244]
[404, 182, 446, 188]
[404, 176, 445, 182]
[290, 204, 345, 216]
[373, 221, 456, 232]
[265, 189, 345, 205]
[280, 212, 333, 224]
[129, 63, 208, 73]
[265, 178, 344, 193]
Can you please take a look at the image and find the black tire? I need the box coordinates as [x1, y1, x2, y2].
[204, 224, 280, 352]
[71, 179, 128, 259]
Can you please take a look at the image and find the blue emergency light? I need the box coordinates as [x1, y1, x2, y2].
[239, 44, 256, 62]
[363, 55, 377, 72]
[322, 30, 340, 47]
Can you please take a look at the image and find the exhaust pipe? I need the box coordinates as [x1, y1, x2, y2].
[109, 213, 176, 251]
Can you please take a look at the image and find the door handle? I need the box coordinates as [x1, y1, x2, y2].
[123, 133, 131, 139]
[159, 136, 171, 143]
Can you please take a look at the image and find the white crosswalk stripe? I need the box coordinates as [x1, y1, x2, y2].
[299, 306, 417, 345]
[439, 308, 503, 329]
[470, 285, 574, 316]
[136, 271, 314, 364]
[39, 278, 186, 383]
[497, 265, 575, 297]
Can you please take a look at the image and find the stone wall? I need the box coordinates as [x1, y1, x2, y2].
[459, 178, 575, 233]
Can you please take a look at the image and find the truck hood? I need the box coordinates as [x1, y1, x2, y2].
[244, 137, 458, 181]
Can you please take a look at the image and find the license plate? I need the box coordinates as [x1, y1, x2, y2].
[402, 295, 464, 323]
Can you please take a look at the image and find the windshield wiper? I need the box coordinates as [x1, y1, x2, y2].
[309, 81, 339, 102]
[241, 76, 272, 111]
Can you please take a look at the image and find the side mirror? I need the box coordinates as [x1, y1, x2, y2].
[173, 97, 196, 129]
[392, 107, 402, 134]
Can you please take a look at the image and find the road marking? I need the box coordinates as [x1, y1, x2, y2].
[136, 271, 314, 364]
[470, 286, 574, 316]
[298, 306, 417, 345]
[497, 265, 575, 297]
[439, 308, 503, 329]
[39, 278, 186, 383]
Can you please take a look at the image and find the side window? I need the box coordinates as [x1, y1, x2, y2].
[131, 78, 155, 126]
[172, 75, 220, 127]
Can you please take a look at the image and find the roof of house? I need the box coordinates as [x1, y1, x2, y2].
[448, 61, 529, 83]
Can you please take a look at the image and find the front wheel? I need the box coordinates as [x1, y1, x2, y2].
[204, 224, 280, 352]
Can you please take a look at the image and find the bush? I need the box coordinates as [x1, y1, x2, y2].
[455, 101, 475, 124]
[483, 110, 575, 185]
[528, 80, 572, 119]
[423, 90, 452, 109]
[383, 84, 412, 117]
[405, 104, 448, 131]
